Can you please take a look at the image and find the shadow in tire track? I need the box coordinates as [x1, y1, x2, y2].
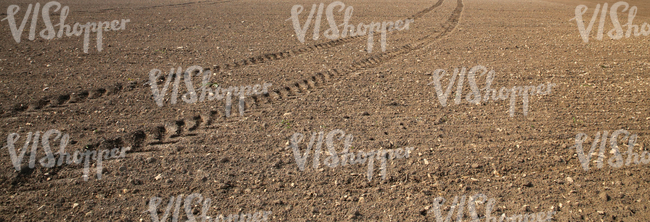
[138, 0, 464, 146]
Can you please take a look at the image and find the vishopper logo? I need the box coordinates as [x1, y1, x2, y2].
[2, 129, 130, 181]
[572, 129, 647, 171]
[427, 193, 555, 222]
[1, 1, 130, 53]
[571, 1, 650, 43]
[149, 65, 271, 118]
[288, 129, 414, 181]
[148, 193, 272, 222]
[428, 65, 556, 117]
[288, 1, 413, 53]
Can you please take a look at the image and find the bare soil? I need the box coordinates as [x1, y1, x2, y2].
[0, 0, 649, 221]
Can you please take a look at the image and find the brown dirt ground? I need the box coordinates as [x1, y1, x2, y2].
[0, 0, 649, 221]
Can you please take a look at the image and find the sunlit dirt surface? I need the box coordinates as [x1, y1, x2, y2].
[0, 0, 649, 221]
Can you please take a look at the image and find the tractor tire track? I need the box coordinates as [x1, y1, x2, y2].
[1, 0, 443, 118]
[1, 82, 132, 117]
[210, 0, 445, 73]
[1, 0, 462, 175]
[124, 0, 464, 146]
